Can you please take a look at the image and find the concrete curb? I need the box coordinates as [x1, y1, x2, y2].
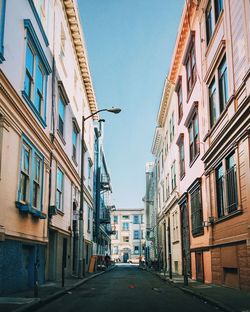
[147, 269, 238, 312]
[14, 265, 116, 312]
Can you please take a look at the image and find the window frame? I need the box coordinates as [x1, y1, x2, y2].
[189, 180, 204, 237]
[56, 167, 64, 212]
[183, 33, 196, 98]
[22, 20, 51, 128]
[188, 111, 199, 164]
[0, 0, 6, 63]
[17, 135, 44, 211]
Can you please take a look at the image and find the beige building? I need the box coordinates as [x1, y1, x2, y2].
[0, 0, 98, 293]
[111, 209, 145, 263]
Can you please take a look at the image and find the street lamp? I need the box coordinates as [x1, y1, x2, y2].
[78, 107, 121, 278]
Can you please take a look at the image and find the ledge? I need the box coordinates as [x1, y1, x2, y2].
[16, 201, 46, 219]
[214, 209, 243, 225]
[22, 91, 47, 128]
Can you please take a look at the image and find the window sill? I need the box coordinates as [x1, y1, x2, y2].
[0, 52, 5, 63]
[57, 209, 64, 216]
[189, 152, 200, 168]
[172, 240, 180, 245]
[205, 10, 224, 57]
[72, 156, 78, 166]
[16, 201, 46, 219]
[214, 208, 242, 224]
[192, 230, 204, 238]
[180, 173, 185, 181]
[57, 129, 66, 145]
[22, 91, 46, 128]
[186, 78, 197, 103]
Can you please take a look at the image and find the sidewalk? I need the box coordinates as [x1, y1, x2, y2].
[0, 265, 116, 312]
[151, 269, 250, 312]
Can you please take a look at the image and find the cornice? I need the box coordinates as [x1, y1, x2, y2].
[168, 0, 196, 84]
[61, 0, 98, 119]
[157, 79, 174, 128]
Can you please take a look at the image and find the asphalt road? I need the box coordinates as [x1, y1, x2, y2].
[37, 264, 220, 312]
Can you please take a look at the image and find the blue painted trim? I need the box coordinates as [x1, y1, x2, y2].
[16, 201, 47, 219]
[0, 0, 6, 62]
[28, 0, 49, 47]
[17, 134, 45, 215]
[22, 91, 47, 128]
[23, 19, 51, 74]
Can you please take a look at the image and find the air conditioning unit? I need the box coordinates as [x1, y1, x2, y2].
[48, 205, 57, 216]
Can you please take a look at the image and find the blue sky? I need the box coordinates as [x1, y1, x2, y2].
[78, 0, 184, 208]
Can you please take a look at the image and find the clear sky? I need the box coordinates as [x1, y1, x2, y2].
[78, 0, 184, 209]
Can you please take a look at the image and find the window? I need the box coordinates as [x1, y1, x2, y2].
[215, 152, 238, 217]
[134, 230, 140, 240]
[188, 112, 199, 163]
[58, 95, 66, 137]
[122, 215, 129, 220]
[209, 78, 218, 127]
[72, 123, 78, 162]
[218, 55, 228, 112]
[113, 246, 118, 254]
[114, 215, 118, 224]
[0, 0, 6, 63]
[87, 206, 91, 233]
[208, 55, 228, 128]
[172, 211, 179, 242]
[18, 137, 44, 210]
[170, 113, 175, 142]
[134, 246, 139, 254]
[205, 0, 223, 46]
[206, 0, 213, 45]
[60, 25, 66, 58]
[133, 215, 140, 224]
[56, 168, 63, 211]
[171, 161, 176, 191]
[184, 34, 196, 96]
[22, 20, 51, 127]
[88, 158, 93, 188]
[166, 174, 170, 199]
[115, 231, 118, 239]
[216, 163, 225, 217]
[215, 0, 223, 22]
[165, 131, 169, 156]
[226, 153, 238, 213]
[178, 136, 185, 178]
[123, 236, 129, 243]
[122, 222, 129, 231]
[177, 81, 183, 121]
[190, 182, 203, 236]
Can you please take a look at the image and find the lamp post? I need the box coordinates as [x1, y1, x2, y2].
[78, 107, 121, 278]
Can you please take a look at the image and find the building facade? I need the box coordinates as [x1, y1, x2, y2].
[111, 209, 145, 263]
[0, 0, 112, 294]
[149, 0, 250, 290]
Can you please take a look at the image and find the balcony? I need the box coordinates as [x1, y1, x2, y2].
[99, 209, 111, 224]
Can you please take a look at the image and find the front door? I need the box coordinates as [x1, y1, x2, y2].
[123, 253, 129, 263]
[181, 201, 191, 277]
[195, 251, 204, 282]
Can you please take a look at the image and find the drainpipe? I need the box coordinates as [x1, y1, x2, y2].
[167, 217, 172, 280]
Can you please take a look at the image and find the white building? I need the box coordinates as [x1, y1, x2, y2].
[111, 209, 145, 263]
[0, 0, 98, 292]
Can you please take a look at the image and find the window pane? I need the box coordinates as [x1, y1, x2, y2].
[57, 168, 63, 191]
[209, 78, 218, 127]
[23, 146, 30, 173]
[26, 43, 34, 75]
[206, 0, 213, 44]
[20, 173, 28, 202]
[32, 181, 39, 208]
[215, 0, 223, 22]
[59, 97, 65, 119]
[218, 56, 228, 112]
[34, 155, 41, 182]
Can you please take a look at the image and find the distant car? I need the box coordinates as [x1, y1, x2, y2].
[128, 257, 145, 264]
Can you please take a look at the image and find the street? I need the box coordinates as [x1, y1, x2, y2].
[36, 264, 220, 312]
